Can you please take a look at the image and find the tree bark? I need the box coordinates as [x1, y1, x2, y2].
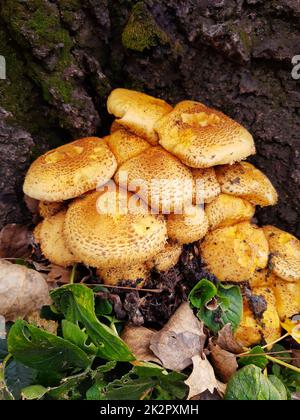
[0, 0, 299, 235]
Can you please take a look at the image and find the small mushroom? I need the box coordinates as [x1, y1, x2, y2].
[167, 205, 209, 244]
[105, 126, 150, 166]
[23, 137, 117, 201]
[215, 162, 278, 207]
[155, 100, 255, 168]
[262, 225, 300, 282]
[206, 194, 255, 231]
[146, 241, 183, 272]
[192, 167, 221, 204]
[34, 210, 75, 267]
[107, 88, 173, 145]
[200, 222, 269, 282]
[115, 146, 194, 212]
[38, 201, 65, 218]
[97, 263, 149, 287]
[63, 190, 167, 268]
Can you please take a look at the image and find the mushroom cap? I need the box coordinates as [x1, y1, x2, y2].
[39, 201, 65, 219]
[115, 146, 194, 213]
[235, 288, 281, 347]
[200, 222, 269, 282]
[192, 167, 221, 204]
[206, 194, 255, 231]
[23, 137, 117, 202]
[105, 127, 150, 166]
[167, 205, 209, 244]
[64, 190, 167, 268]
[35, 210, 75, 267]
[147, 241, 182, 272]
[215, 162, 278, 207]
[271, 276, 300, 320]
[263, 225, 300, 282]
[97, 263, 149, 286]
[107, 88, 173, 145]
[155, 100, 255, 168]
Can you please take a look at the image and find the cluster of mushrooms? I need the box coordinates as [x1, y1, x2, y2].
[24, 89, 300, 348]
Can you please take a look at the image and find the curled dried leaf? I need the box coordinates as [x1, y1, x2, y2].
[215, 324, 244, 354]
[121, 325, 160, 364]
[209, 339, 238, 383]
[150, 302, 207, 371]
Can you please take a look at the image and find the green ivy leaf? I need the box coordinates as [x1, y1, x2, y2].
[51, 284, 134, 362]
[189, 279, 243, 334]
[21, 385, 48, 400]
[8, 320, 90, 373]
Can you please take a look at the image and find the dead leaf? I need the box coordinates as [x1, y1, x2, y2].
[24, 195, 39, 216]
[121, 325, 160, 364]
[47, 265, 71, 285]
[215, 324, 243, 354]
[27, 311, 58, 335]
[209, 339, 238, 383]
[0, 260, 51, 321]
[185, 354, 226, 399]
[150, 302, 206, 371]
[0, 224, 33, 259]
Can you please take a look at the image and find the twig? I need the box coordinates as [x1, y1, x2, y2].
[83, 283, 163, 294]
[265, 355, 300, 374]
[70, 264, 77, 284]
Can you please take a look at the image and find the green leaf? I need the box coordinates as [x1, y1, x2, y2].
[87, 363, 187, 400]
[225, 365, 287, 400]
[21, 385, 48, 400]
[5, 359, 37, 400]
[8, 320, 90, 373]
[189, 279, 243, 334]
[61, 320, 97, 355]
[268, 375, 288, 400]
[51, 284, 134, 362]
[238, 346, 268, 369]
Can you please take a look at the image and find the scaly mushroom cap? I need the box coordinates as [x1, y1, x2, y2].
[23, 137, 117, 202]
[200, 222, 269, 282]
[215, 162, 278, 207]
[39, 201, 65, 219]
[115, 146, 194, 212]
[235, 288, 281, 347]
[64, 190, 167, 268]
[206, 194, 255, 231]
[167, 205, 209, 244]
[97, 263, 149, 286]
[263, 225, 300, 282]
[147, 241, 183, 272]
[155, 100, 255, 168]
[34, 210, 75, 267]
[105, 127, 150, 166]
[107, 88, 173, 145]
[192, 167, 221, 204]
[271, 276, 300, 320]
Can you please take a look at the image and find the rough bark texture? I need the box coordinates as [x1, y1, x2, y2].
[0, 0, 299, 234]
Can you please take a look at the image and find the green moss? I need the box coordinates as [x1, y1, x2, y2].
[122, 2, 169, 52]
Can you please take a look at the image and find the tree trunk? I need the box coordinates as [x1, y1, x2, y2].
[0, 0, 299, 235]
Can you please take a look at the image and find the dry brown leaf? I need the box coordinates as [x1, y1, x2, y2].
[27, 311, 58, 335]
[0, 224, 33, 259]
[150, 302, 206, 371]
[46, 265, 71, 285]
[0, 260, 51, 321]
[184, 354, 226, 400]
[121, 325, 160, 364]
[209, 339, 238, 383]
[215, 323, 244, 354]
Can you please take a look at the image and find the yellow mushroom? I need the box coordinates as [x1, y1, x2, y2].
[107, 88, 173, 145]
[147, 241, 182, 272]
[200, 222, 269, 282]
[97, 263, 149, 286]
[192, 167, 221, 204]
[155, 100, 255, 168]
[24, 137, 117, 202]
[215, 162, 278, 207]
